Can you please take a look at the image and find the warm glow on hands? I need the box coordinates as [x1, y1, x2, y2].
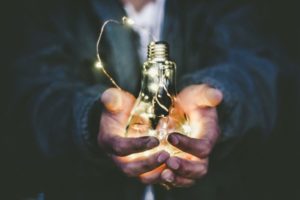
[98, 88, 170, 179]
[159, 84, 223, 188]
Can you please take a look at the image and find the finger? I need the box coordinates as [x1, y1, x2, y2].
[101, 88, 135, 113]
[166, 157, 208, 179]
[177, 84, 223, 109]
[161, 169, 195, 188]
[114, 151, 170, 177]
[201, 86, 223, 107]
[161, 168, 175, 183]
[188, 107, 220, 142]
[139, 164, 166, 184]
[172, 176, 195, 188]
[102, 135, 159, 156]
[99, 89, 135, 138]
[168, 133, 213, 158]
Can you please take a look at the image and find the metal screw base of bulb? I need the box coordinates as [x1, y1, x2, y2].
[148, 42, 169, 61]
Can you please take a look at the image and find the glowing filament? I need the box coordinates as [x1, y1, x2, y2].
[148, 67, 159, 77]
[149, 83, 159, 93]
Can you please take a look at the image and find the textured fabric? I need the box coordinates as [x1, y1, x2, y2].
[4, 0, 285, 199]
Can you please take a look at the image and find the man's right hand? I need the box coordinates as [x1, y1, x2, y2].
[98, 88, 170, 179]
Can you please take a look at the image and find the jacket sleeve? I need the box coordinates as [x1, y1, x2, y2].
[9, 3, 115, 178]
[179, 1, 280, 158]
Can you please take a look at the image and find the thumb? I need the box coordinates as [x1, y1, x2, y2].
[101, 88, 124, 113]
[201, 87, 223, 107]
[177, 84, 223, 112]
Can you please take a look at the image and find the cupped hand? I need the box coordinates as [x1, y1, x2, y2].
[98, 88, 170, 179]
[161, 84, 223, 188]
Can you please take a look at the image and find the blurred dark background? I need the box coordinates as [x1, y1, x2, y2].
[1, 0, 300, 199]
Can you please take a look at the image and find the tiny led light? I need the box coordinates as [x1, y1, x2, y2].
[95, 60, 103, 69]
[122, 16, 135, 26]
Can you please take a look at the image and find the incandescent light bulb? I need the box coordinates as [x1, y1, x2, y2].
[125, 41, 191, 155]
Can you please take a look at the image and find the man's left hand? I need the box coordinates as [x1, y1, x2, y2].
[161, 84, 223, 188]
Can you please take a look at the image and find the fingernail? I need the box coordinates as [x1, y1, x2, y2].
[146, 138, 159, 148]
[157, 152, 169, 163]
[168, 134, 179, 145]
[168, 158, 179, 170]
[162, 169, 174, 183]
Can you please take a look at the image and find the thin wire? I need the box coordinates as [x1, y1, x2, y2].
[96, 19, 122, 90]
[96, 17, 157, 90]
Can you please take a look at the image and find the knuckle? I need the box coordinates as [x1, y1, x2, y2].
[181, 165, 195, 178]
[188, 166, 198, 176]
[175, 177, 186, 187]
[140, 160, 154, 172]
[194, 164, 208, 178]
[141, 163, 151, 172]
[200, 165, 208, 176]
[114, 142, 128, 156]
[198, 141, 211, 157]
[200, 148, 210, 158]
[182, 169, 193, 178]
[122, 164, 136, 177]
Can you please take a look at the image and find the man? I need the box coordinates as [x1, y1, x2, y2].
[6, 0, 281, 199]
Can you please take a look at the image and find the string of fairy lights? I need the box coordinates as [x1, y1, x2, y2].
[94, 16, 155, 90]
[95, 16, 173, 119]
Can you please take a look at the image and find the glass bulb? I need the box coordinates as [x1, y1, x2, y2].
[126, 41, 190, 155]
